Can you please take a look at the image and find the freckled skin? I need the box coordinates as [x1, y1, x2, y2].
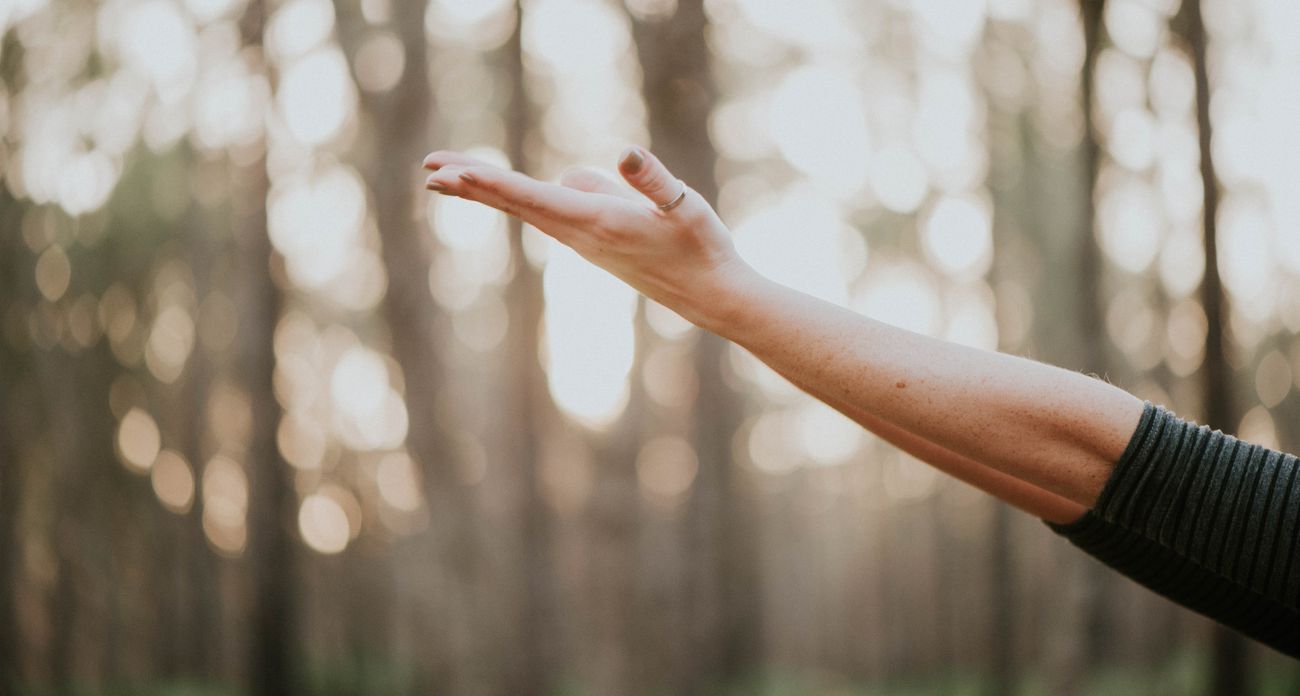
[421, 147, 1146, 524]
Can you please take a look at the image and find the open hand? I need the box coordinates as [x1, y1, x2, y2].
[421, 146, 754, 329]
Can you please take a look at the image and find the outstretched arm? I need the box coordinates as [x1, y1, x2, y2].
[422, 146, 1142, 512]
[424, 148, 1300, 657]
[706, 264, 1144, 508]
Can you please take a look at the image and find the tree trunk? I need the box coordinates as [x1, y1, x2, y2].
[492, 3, 556, 692]
[335, 0, 472, 687]
[181, 196, 221, 681]
[1069, 0, 1113, 683]
[0, 151, 26, 694]
[1173, 0, 1251, 691]
[1076, 0, 1107, 378]
[628, 1, 759, 688]
[238, 3, 298, 694]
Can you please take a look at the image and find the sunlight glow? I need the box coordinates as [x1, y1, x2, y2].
[299, 492, 351, 554]
[18, 93, 121, 215]
[269, 164, 378, 305]
[330, 345, 409, 451]
[910, 0, 987, 57]
[1099, 177, 1161, 273]
[1238, 405, 1279, 451]
[768, 66, 870, 198]
[710, 94, 774, 162]
[116, 0, 197, 101]
[117, 407, 162, 472]
[921, 194, 993, 279]
[542, 241, 637, 429]
[1164, 298, 1206, 377]
[870, 144, 929, 214]
[943, 286, 999, 351]
[1157, 224, 1204, 298]
[795, 400, 863, 466]
[732, 187, 851, 306]
[145, 304, 195, 384]
[193, 57, 268, 150]
[913, 69, 985, 192]
[1217, 197, 1274, 320]
[34, 244, 70, 302]
[152, 449, 195, 514]
[524, 0, 628, 75]
[746, 411, 799, 475]
[1255, 350, 1292, 408]
[266, 0, 335, 61]
[1104, 0, 1162, 59]
[185, 0, 245, 24]
[428, 0, 515, 49]
[277, 410, 327, 470]
[433, 192, 509, 257]
[731, 0, 856, 52]
[1108, 108, 1155, 171]
[377, 451, 424, 512]
[277, 47, 356, 146]
[202, 455, 248, 556]
[853, 260, 942, 337]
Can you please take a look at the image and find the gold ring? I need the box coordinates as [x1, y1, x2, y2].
[658, 180, 687, 211]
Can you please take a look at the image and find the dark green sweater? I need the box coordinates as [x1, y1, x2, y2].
[1047, 401, 1300, 658]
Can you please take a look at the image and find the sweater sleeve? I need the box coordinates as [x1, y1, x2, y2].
[1046, 401, 1300, 658]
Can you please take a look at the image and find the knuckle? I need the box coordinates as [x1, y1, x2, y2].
[642, 172, 672, 198]
[591, 212, 627, 242]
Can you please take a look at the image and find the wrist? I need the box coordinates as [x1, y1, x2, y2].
[678, 255, 770, 339]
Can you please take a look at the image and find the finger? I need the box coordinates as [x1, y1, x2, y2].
[617, 146, 686, 209]
[559, 165, 643, 203]
[422, 150, 503, 172]
[425, 166, 604, 234]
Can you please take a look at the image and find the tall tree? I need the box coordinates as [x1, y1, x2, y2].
[0, 32, 26, 691]
[237, 2, 298, 693]
[335, 0, 473, 687]
[1076, 0, 1107, 378]
[491, 2, 557, 691]
[179, 192, 222, 680]
[627, 0, 759, 687]
[1069, 0, 1114, 681]
[0, 151, 25, 696]
[1171, 0, 1250, 691]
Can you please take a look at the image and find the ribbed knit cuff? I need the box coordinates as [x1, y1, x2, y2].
[1045, 400, 1300, 657]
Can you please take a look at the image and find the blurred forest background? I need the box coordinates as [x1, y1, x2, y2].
[2, 0, 1300, 694]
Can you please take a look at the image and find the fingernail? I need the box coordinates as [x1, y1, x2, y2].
[619, 146, 643, 174]
[427, 181, 446, 191]
[458, 170, 477, 184]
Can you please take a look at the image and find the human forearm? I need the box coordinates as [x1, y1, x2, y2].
[697, 262, 1144, 508]
[733, 320, 1086, 523]
[420, 148, 1142, 508]
[789, 380, 1085, 523]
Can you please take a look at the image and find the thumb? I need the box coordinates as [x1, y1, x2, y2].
[559, 165, 641, 203]
[617, 146, 684, 209]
